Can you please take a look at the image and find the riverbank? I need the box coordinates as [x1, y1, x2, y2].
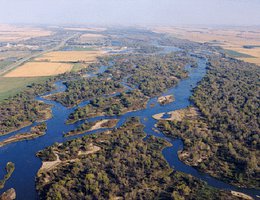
[0, 188, 16, 200]
[157, 95, 174, 105]
[0, 28, 259, 199]
[36, 118, 236, 199]
[153, 106, 199, 121]
[157, 56, 260, 190]
[0, 162, 15, 190]
[64, 119, 118, 137]
[0, 123, 47, 147]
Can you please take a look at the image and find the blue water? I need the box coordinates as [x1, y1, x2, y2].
[0, 54, 259, 200]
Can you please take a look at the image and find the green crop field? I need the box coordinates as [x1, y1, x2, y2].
[0, 77, 50, 102]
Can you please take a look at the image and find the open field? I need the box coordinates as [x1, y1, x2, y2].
[34, 50, 104, 62]
[0, 33, 79, 76]
[224, 46, 260, 64]
[0, 33, 102, 100]
[0, 77, 50, 101]
[153, 26, 260, 65]
[4, 62, 73, 77]
[0, 24, 52, 42]
[0, 51, 31, 60]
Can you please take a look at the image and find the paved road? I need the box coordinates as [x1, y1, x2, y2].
[0, 33, 79, 76]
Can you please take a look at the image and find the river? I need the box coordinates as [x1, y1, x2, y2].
[0, 53, 259, 199]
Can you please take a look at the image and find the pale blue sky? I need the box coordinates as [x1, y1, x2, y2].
[0, 0, 259, 25]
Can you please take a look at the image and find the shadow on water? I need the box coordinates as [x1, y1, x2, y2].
[0, 52, 259, 199]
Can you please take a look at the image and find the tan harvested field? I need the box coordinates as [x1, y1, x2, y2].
[34, 51, 105, 63]
[4, 62, 73, 77]
[79, 33, 106, 43]
[0, 24, 52, 42]
[153, 26, 260, 65]
[224, 46, 260, 64]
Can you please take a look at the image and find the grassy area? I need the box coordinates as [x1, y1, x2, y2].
[0, 76, 50, 101]
[0, 60, 14, 71]
[223, 49, 255, 58]
[71, 63, 86, 72]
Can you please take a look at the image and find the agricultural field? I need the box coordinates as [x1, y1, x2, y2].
[34, 50, 105, 63]
[153, 26, 260, 65]
[0, 26, 259, 200]
[4, 62, 73, 77]
[0, 51, 32, 61]
[224, 46, 260, 64]
[0, 26, 107, 101]
[0, 76, 50, 101]
[0, 24, 52, 42]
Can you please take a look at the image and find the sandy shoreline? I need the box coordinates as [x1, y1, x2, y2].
[231, 191, 253, 200]
[39, 143, 100, 173]
[157, 95, 174, 105]
[153, 107, 199, 121]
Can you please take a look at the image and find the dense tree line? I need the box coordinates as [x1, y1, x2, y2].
[64, 119, 118, 137]
[101, 53, 192, 97]
[64, 121, 95, 137]
[36, 118, 236, 200]
[0, 122, 47, 147]
[158, 56, 260, 189]
[67, 90, 148, 123]
[46, 77, 123, 107]
[49, 52, 194, 109]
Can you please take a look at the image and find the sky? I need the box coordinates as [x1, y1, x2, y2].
[0, 0, 259, 26]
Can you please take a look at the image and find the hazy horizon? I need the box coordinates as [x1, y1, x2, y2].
[0, 0, 260, 26]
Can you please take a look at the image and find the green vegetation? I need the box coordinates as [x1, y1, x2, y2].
[64, 119, 118, 137]
[71, 63, 86, 72]
[101, 53, 191, 97]
[36, 118, 235, 200]
[46, 77, 123, 107]
[67, 90, 148, 123]
[0, 60, 13, 71]
[0, 162, 15, 189]
[0, 79, 54, 135]
[64, 121, 95, 137]
[0, 76, 51, 102]
[67, 52, 194, 123]
[158, 56, 260, 189]
[0, 122, 47, 147]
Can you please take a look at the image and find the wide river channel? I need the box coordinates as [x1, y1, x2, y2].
[0, 52, 259, 199]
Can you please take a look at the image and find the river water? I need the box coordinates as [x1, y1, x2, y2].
[0, 53, 259, 199]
